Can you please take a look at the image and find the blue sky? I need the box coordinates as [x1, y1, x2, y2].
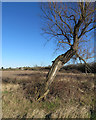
[2, 2, 94, 68]
[2, 2, 61, 68]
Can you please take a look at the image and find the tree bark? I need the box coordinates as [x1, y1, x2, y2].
[37, 48, 77, 101]
[45, 48, 76, 91]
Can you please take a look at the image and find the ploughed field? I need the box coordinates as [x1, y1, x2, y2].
[2, 70, 95, 118]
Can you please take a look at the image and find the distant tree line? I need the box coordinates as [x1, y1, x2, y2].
[0, 62, 96, 73]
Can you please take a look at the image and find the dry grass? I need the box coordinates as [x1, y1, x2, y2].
[2, 70, 95, 118]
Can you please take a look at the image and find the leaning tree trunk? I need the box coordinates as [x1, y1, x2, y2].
[45, 48, 76, 91]
[37, 48, 76, 101]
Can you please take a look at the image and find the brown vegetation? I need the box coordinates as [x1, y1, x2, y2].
[2, 69, 95, 118]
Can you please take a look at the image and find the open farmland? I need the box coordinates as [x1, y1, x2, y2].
[2, 70, 95, 118]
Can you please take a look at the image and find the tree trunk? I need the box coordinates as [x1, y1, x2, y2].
[45, 48, 76, 91]
[85, 64, 87, 74]
[37, 48, 76, 101]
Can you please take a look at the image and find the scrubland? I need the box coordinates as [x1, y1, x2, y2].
[1, 69, 96, 119]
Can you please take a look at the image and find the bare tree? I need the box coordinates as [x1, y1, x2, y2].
[37, 2, 95, 101]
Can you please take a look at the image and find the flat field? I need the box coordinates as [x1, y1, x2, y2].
[1, 70, 95, 118]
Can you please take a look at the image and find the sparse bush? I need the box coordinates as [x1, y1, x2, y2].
[60, 62, 96, 73]
[1, 67, 4, 70]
